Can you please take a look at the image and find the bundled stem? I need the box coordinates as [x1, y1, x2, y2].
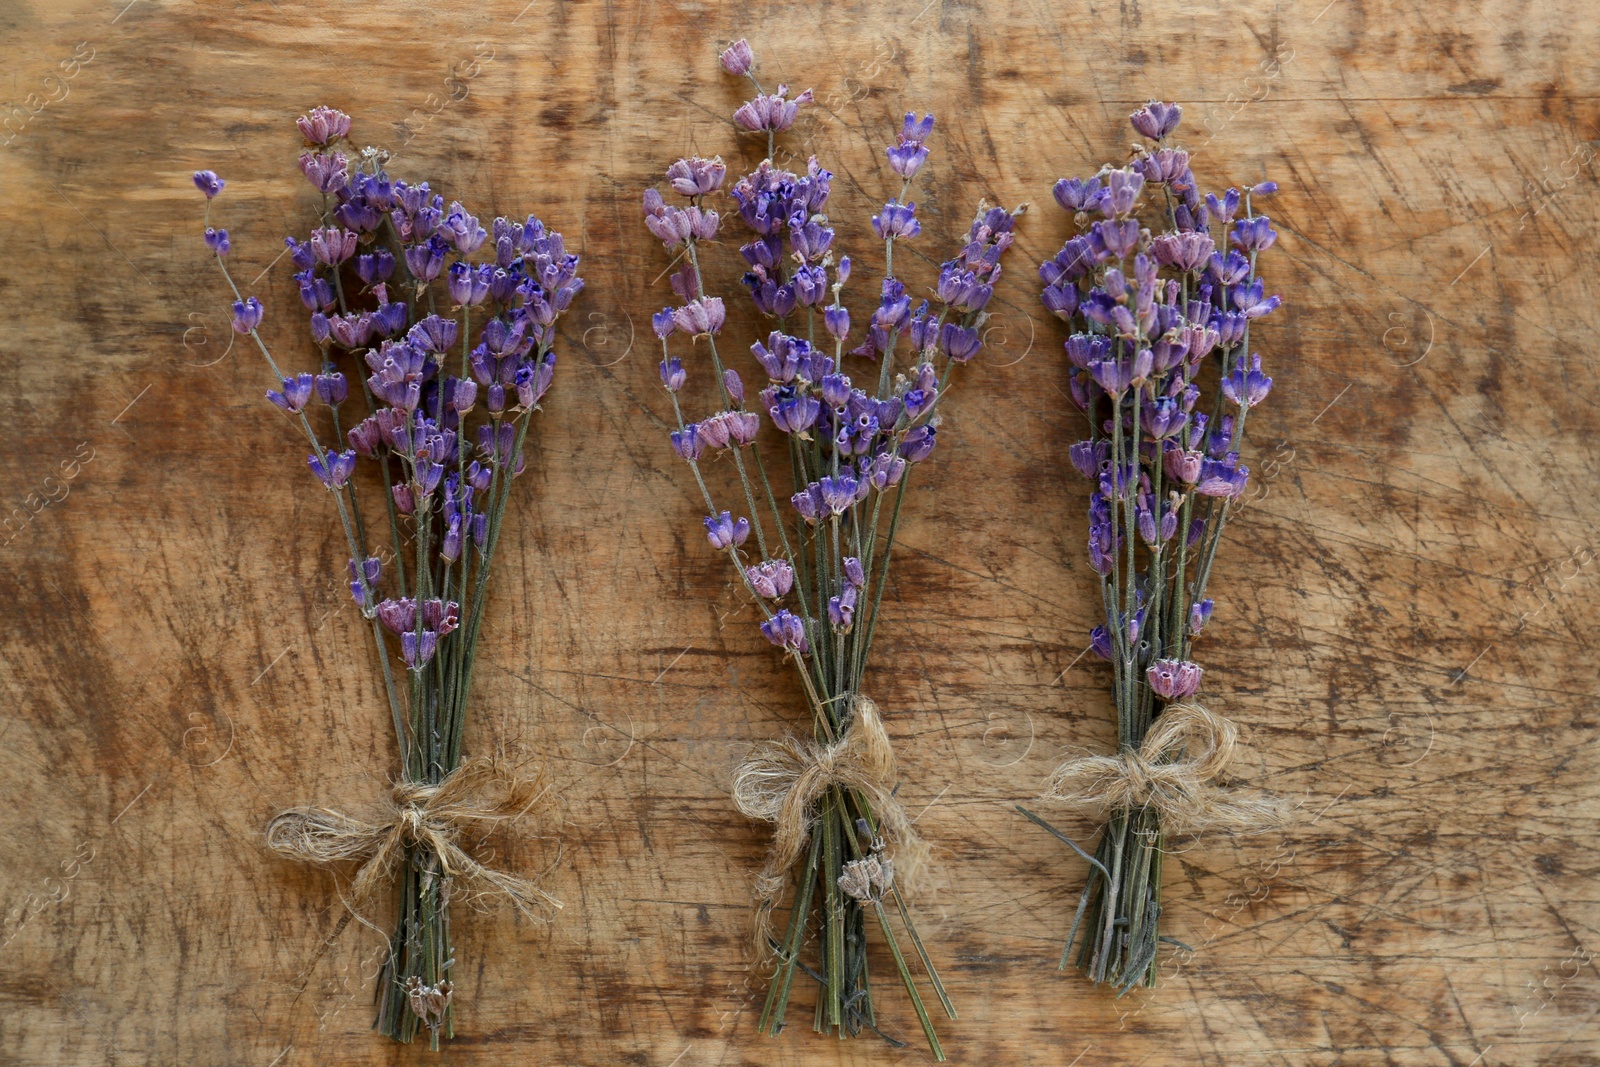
[197, 105, 582, 1047]
[1028, 100, 1285, 990]
[645, 39, 1023, 1056]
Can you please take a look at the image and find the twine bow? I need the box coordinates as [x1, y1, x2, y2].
[264, 756, 561, 918]
[731, 696, 928, 956]
[1043, 703, 1284, 835]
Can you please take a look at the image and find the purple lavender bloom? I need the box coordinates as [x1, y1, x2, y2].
[232, 296, 264, 334]
[1053, 177, 1105, 214]
[1089, 625, 1114, 660]
[1232, 279, 1282, 319]
[705, 511, 751, 550]
[1231, 215, 1278, 252]
[825, 307, 851, 343]
[659, 358, 686, 392]
[296, 106, 352, 146]
[652, 308, 676, 339]
[355, 249, 395, 286]
[764, 385, 821, 434]
[671, 424, 704, 460]
[820, 373, 852, 408]
[818, 474, 858, 515]
[720, 38, 754, 76]
[938, 323, 982, 363]
[792, 264, 828, 306]
[267, 372, 314, 413]
[872, 200, 920, 240]
[204, 227, 230, 256]
[733, 85, 813, 133]
[887, 111, 935, 178]
[308, 448, 356, 488]
[1103, 169, 1145, 217]
[667, 156, 728, 196]
[1220, 353, 1272, 408]
[1164, 447, 1204, 485]
[193, 170, 225, 198]
[1151, 231, 1215, 273]
[673, 297, 726, 336]
[791, 484, 824, 524]
[314, 372, 348, 406]
[1069, 440, 1106, 479]
[828, 586, 857, 631]
[1146, 658, 1202, 700]
[746, 558, 795, 598]
[401, 629, 439, 669]
[406, 238, 450, 284]
[760, 608, 810, 653]
[1130, 100, 1182, 140]
[298, 151, 349, 194]
[900, 424, 937, 462]
[1189, 598, 1214, 636]
[1194, 456, 1249, 498]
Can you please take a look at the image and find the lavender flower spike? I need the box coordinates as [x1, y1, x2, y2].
[192, 170, 225, 198]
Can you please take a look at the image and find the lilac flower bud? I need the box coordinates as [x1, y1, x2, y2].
[308, 449, 356, 488]
[764, 387, 821, 435]
[817, 474, 857, 515]
[726, 411, 760, 446]
[652, 308, 676, 339]
[306, 312, 330, 345]
[1103, 169, 1145, 217]
[660, 358, 686, 392]
[720, 38, 754, 76]
[791, 485, 822, 524]
[871, 200, 920, 240]
[1220, 353, 1272, 408]
[733, 85, 813, 132]
[347, 417, 381, 457]
[824, 306, 850, 342]
[1069, 440, 1105, 479]
[704, 510, 751, 550]
[1251, 181, 1279, 198]
[723, 368, 746, 404]
[760, 608, 810, 654]
[232, 297, 264, 334]
[746, 558, 795, 599]
[1194, 456, 1249, 498]
[298, 151, 349, 194]
[1053, 176, 1104, 214]
[192, 170, 225, 199]
[899, 424, 937, 463]
[404, 238, 447, 282]
[1129, 100, 1182, 141]
[1164, 447, 1203, 485]
[827, 587, 857, 631]
[667, 156, 727, 196]
[697, 413, 732, 450]
[670, 424, 704, 460]
[421, 598, 460, 634]
[1231, 215, 1278, 252]
[820, 373, 852, 408]
[376, 597, 417, 635]
[1146, 658, 1202, 700]
[314, 372, 348, 406]
[204, 227, 230, 256]
[938, 323, 982, 363]
[1189, 598, 1214, 636]
[1089, 625, 1114, 661]
[401, 630, 439, 670]
[355, 249, 396, 285]
[515, 359, 555, 408]
[267, 372, 313, 413]
[672, 296, 726, 336]
[296, 106, 352, 146]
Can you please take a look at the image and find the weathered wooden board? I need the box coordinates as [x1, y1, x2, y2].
[2, 0, 1598, 1063]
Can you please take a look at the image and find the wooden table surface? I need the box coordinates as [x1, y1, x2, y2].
[3, 0, 1597, 1064]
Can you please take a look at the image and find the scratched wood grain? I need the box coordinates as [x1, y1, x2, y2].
[1, 0, 1597, 1063]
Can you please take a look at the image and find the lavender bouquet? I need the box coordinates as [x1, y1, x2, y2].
[194, 107, 583, 1046]
[1020, 101, 1285, 992]
[643, 39, 1021, 1058]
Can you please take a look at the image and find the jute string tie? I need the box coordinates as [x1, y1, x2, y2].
[731, 696, 928, 957]
[264, 756, 560, 918]
[1043, 703, 1284, 835]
